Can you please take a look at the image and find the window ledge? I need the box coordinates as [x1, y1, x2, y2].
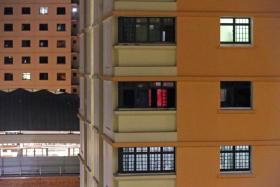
[219, 44, 254, 48]
[218, 171, 255, 178]
[218, 108, 255, 114]
[114, 44, 176, 49]
[114, 173, 176, 180]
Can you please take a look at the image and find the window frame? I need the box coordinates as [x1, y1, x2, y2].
[39, 7, 48, 15]
[4, 40, 13, 48]
[4, 56, 13, 65]
[4, 24, 13, 32]
[118, 147, 176, 174]
[39, 24, 48, 31]
[22, 56, 31, 64]
[22, 40, 31, 48]
[57, 24, 66, 32]
[39, 72, 48, 80]
[57, 7, 66, 15]
[57, 56, 66, 64]
[39, 40, 48, 47]
[22, 7, 31, 15]
[220, 81, 252, 109]
[220, 146, 251, 172]
[220, 17, 252, 44]
[22, 24, 31, 31]
[4, 73, 13, 81]
[4, 7, 13, 15]
[39, 56, 48, 64]
[22, 72, 31, 80]
[57, 73, 66, 81]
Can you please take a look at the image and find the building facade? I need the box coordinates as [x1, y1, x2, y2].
[79, 0, 280, 187]
[0, 0, 79, 94]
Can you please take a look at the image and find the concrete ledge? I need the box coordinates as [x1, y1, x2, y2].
[0, 134, 80, 143]
[115, 2, 177, 11]
[114, 132, 177, 143]
[114, 67, 177, 76]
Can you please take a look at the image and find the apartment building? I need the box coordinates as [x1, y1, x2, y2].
[0, 0, 79, 94]
[79, 0, 280, 187]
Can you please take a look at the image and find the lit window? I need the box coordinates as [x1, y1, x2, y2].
[221, 81, 252, 108]
[22, 72, 31, 80]
[220, 18, 251, 44]
[119, 147, 175, 173]
[72, 7, 78, 13]
[220, 145, 251, 172]
[39, 7, 48, 15]
[118, 82, 176, 109]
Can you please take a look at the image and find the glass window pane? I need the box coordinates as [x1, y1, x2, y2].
[220, 25, 233, 42]
[220, 18, 234, 24]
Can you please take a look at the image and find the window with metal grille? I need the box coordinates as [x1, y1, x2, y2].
[4, 7, 13, 15]
[220, 81, 252, 108]
[4, 56, 13, 64]
[22, 40, 31, 47]
[22, 24, 31, 31]
[39, 40, 48, 47]
[39, 56, 48, 64]
[220, 145, 251, 172]
[118, 17, 175, 43]
[39, 24, 48, 31]
[22, 7, 31, 15]
[22, 56, 31, 64]
[119, 147, 175, 173]
[4, 73, 13, 81]
[57, 24, 66, 31]
[4, 40, 13, 48]
[57, 7, 66, 15]
[220, 18, 251, 44]
[118, 82, 176, 109]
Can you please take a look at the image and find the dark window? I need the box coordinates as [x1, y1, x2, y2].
[220, 18, 251, 44]
[4, 7, 13, 15]
[72, 88, 77, 93]
[22, 7, 31, 14]
[118, 17, 175, 43]
[73, 72, 77, 77]
[57, 24, 66, 31]
[39, 73, 48, 80]
[22, 24, 31, 31]
[4, 56, 13, 64]
[73, 40, 77, 44]
[39, 24, 48, 31]
[4, 24, 13, 31]
[22, 40, 31, 47]
[57, 7, 66, 15]
[118, 82, 176, 109]
[220, 146, 251, 172]
[22, 56, 31, 64]
[57, 56, 66, 64]
[221, 81, 252, 108]
[57, 73, 66, 81]
[4, 40, 13, 48]
[119, 147, 175, 173]
[39, 56, 48, 64]
[57, 40, 66, 48]
[4, 73, 13, 81]
[39, 40, 48, 47]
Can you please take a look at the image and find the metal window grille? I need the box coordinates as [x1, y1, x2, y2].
[118, 17, 176, 43]
[220, 17, 251, 44]
[119, 147, 175, 173]
[220, 145, 251, 172]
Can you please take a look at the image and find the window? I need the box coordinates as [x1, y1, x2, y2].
[22, 7, 31, 14]
[57, 7, 66, 15]
[39, 24, 48, 31]
[221, 81, 252, 108]
[22, 24, 31, 31]
[4, 40, 13, 48]
[39, 7, 48, 15]
[4, 56, 13, 64]
[4, 73, 13, 81]
[119, 147, 175, 173]
[39, 40, 48, 47]
[57, 73, 66, 81]
[22, 40, 31, 47]
[22, 73, 31, 80]
[4, 24, 13, 31]
[220, 18, 251, 44]
[39, 73, 48, 80]
[22, 56, 31, 64]
[39, 56, 48, 64]
[4, 7, 13, 15]
[220, 146, 251, 172]
[57, 40, 66, 48]
[57, 24, 66, 31]
[118, 17, 176, 43]
[57, 56, 66, 64]
[118, 82, 176, 108]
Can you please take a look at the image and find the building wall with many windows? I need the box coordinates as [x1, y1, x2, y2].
[80, 0, 280, 187]
[0, 0, 79, 93]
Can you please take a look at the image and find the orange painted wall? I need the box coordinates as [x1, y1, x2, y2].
[176, 0, 280, 187]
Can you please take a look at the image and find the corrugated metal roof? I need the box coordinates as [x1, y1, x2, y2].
[0, 89, 79, 131]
